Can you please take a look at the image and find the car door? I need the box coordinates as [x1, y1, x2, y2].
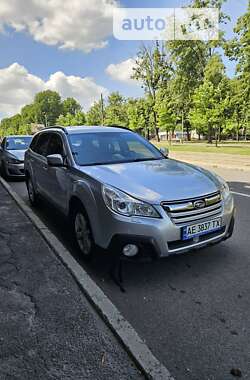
[42, 132, 70, 213]
[31, 132, 51, 196]
[0, 138, 6, 165]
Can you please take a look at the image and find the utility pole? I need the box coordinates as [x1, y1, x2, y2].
[181, 109, 184, 144]
[100, 93, 104, 126]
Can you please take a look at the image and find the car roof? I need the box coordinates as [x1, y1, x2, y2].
[40, 125, 131, 135]
[5, 135, 32, 138]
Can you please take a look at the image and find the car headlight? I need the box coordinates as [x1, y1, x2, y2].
[213, 173, 230, 198]
[6, 157, 21, 164]
[102, 184, 160, 218]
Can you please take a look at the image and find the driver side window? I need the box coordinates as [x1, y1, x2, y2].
[46, 134, 64, 156]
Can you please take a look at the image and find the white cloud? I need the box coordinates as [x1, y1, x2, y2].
[105, 58, 138, 85]
[0, 63, 44, 116]
[0, 0, 117, 52]
[0, 63, 108, 118]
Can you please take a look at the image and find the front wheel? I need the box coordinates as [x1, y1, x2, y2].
[26, 176, 39, 207]
[0, 162, 9, 180]
[72, 208, 95, 260]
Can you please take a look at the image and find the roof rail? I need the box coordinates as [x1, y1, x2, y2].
[42, 125, 68, 134]
[106, 124, 131, 131]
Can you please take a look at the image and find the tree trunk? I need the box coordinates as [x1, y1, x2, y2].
[181, 110, 184, 144]
[236, 121, 240, 141]
[218, 125, 221, 142]
[166, 128, 169, 141]
[215, 129, 218, 147]
[153, 110, 160, 142]
[185, 120, 191, 141]
[207, 125, 213, 143]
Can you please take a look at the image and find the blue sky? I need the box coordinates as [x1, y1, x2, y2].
[0, 0, 248, 119]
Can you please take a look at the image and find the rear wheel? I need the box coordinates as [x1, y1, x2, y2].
[26, 176, 39, 207]
[72, 206, 95, 260]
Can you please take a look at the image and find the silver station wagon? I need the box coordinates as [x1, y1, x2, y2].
[24, 126, 235, 260]
[0, 135, 32, 179]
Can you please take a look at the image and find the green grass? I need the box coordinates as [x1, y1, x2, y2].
[153, 141, 250, 156]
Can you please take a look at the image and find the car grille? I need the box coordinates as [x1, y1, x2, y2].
[161, 191, 223, 226]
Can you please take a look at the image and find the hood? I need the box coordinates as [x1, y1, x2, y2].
[7, 150, 26, 161]
[79, 159, 221, 204]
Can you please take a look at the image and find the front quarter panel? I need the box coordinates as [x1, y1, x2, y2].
[70, 171, 103, 245]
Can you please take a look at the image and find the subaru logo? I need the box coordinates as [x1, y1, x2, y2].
[193, 200, 206, 209]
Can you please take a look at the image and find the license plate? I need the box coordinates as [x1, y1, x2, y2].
[182, 218, 222, 241]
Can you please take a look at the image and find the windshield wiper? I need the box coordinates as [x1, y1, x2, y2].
[78, 157, 165, 166]
[128, 157, 165, 163]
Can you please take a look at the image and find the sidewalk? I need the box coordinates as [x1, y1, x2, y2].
[0, 182, 143, 380]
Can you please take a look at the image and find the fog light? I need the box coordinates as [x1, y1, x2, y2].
[122, 244, 138, 257]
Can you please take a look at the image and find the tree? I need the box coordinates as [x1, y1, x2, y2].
[0, 114, 22, 136]
[166, 0, 229, 140]
[57, 111, 86, 126]
[126, 98, 151, 136]
[189, 55, 229, 142]
[104, 92, 128, 126]
[86, 100, 104, 125]
[21, 104, 38, 124]
[62, 98, 82, 116]
[155, 89, 178, 141]
[132, 42, 171, 141]
[226, 2, 250, 138]
[34, 90, 62, 126]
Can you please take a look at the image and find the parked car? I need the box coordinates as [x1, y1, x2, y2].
[24, 126, 235, 260]
[0, 135, 32, 179]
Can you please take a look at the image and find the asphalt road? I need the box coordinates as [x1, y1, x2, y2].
[9, 167, 250, 380]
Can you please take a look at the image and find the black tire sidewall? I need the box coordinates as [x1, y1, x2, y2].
[72, 206, 94, 260]
[27, 177, 38, 206]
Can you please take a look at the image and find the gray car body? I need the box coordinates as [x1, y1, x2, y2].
[24, 126, 235, 258]
[0, 136, 31, 177]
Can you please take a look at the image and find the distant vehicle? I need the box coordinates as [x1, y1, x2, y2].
[0, 135, 32, 179]
[24, 126, 235, 260]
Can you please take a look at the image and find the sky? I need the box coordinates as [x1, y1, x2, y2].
[0, 0, 248, 120]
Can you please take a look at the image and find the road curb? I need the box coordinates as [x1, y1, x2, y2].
[0, 177, 174, 380]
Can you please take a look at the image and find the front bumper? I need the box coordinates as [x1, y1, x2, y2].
[5, 162, 25, 177]
[97, 193, 235, 260]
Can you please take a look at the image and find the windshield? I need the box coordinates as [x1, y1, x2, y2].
[6, 137, 32, 150]
[68, 131, 164, 166]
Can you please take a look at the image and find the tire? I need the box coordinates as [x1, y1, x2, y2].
[0, 161, 9, 180]
[71, 205, 95, 260]
[26, 176, 39, 207]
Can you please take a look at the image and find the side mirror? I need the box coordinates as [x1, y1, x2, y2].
[47, 154, 64, 167]
[159, 147, 169, 158]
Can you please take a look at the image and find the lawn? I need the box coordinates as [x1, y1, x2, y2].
[153, 141, 250, 156]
